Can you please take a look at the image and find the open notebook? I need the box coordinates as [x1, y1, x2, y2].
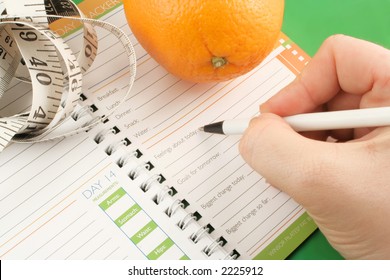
[0, 0, 316, 260]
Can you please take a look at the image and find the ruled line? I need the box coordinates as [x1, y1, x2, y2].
[172, 136, 227, 177]
[84, 237, 112, 260]
[84, 51, 126, 77]
[151, 83, 219, 129]
[65, 228, 105, 260]
[0, 136, 89, 202]
[0, 139, 66, 188]
[146, 84, 198, 123]
[0, 200, 77, 259]
[248, 207, 303, 255]
[0, 159, 110, 250]
[135, 78, 181, 111]
[221, 184, 271, 229]
[195, 159, 245, 201]
[189, 153, 240, 196]
[25, 211, 88, 259]
[45, 220, 96, 259]
[103, 246, 120, 260]
[0, 147, 103, 240]
[143, 63, 273, 149]
[0, 88, 31, 111]
[216, 178, 267, 221]
[87, 65, 128, 90]
[239, 198, 293, 244]
[164, 134, 214, 169]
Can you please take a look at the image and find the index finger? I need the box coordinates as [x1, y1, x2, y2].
[261, 34, 390, 116]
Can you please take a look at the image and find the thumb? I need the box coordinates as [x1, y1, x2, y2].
[239, 113, 339, 204]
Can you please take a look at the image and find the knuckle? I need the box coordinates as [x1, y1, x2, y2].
[324, 34, 346, 45]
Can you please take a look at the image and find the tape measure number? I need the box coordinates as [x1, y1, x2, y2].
[0, 0, 136, 152]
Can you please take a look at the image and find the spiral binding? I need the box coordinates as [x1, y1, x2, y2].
[140, 174, 161, 192]
[155, 185, 174, 205]
[166, 199, 184, 217]
[190, 226, 210, 244]
[94, 126, 120, 144]
[128, 162, 154, 180]
[93, 123, 241, 260]
[71, 104, 98, 121]
[178, 213, 197, 230]
[105, 138, 131, 155]
[117, 149, 142, 167]
[204, 238, 225, 257]
[71, 106, 89, 121]
[224, 249, 240, 260]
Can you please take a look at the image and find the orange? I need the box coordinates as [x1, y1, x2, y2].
[123, 0, 284, 83]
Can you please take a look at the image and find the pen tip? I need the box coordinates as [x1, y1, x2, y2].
[198, 126, 204, 132]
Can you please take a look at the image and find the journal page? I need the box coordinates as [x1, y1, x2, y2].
[0, 1, 229, 260]
[0, 1, 316, 260]
[77, 3, 316, 259]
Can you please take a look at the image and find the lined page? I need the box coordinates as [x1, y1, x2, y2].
[0, 4, 227, 260]
[0, 133, 139, 259]
[120, 57, 305, 259]
[0, 2, 313, 259]
[85, 5, 312, 259]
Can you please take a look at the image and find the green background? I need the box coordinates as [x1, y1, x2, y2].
[283, 0, 390, 55]
[283, 0, 390, 260]
[72, 0, 390, 259]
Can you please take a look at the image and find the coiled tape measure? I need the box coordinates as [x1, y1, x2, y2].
[0, 0, 136, 152]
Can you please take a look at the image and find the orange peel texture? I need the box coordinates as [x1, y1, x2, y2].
[124, 0, 285, 83]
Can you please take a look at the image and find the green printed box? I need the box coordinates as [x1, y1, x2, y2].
[99, 188, 126, 211]
[147, 238, 174, 260]
[114, 204, 142, 227]
[131, 220, 158, 245]
[254, 212, 317, 260]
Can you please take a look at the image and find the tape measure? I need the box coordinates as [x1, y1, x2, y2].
[0, 0, 136, 152]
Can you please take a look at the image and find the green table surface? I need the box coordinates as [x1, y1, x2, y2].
[283, 0, 390, 260]
[71, 0, 390, 260]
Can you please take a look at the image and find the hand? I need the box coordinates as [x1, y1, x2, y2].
[239, 35, 390, 259]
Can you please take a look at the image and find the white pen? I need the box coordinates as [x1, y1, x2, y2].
[199, 106, 390, 135]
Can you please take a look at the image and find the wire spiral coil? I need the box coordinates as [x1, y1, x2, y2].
[94, 124, 240, 260]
